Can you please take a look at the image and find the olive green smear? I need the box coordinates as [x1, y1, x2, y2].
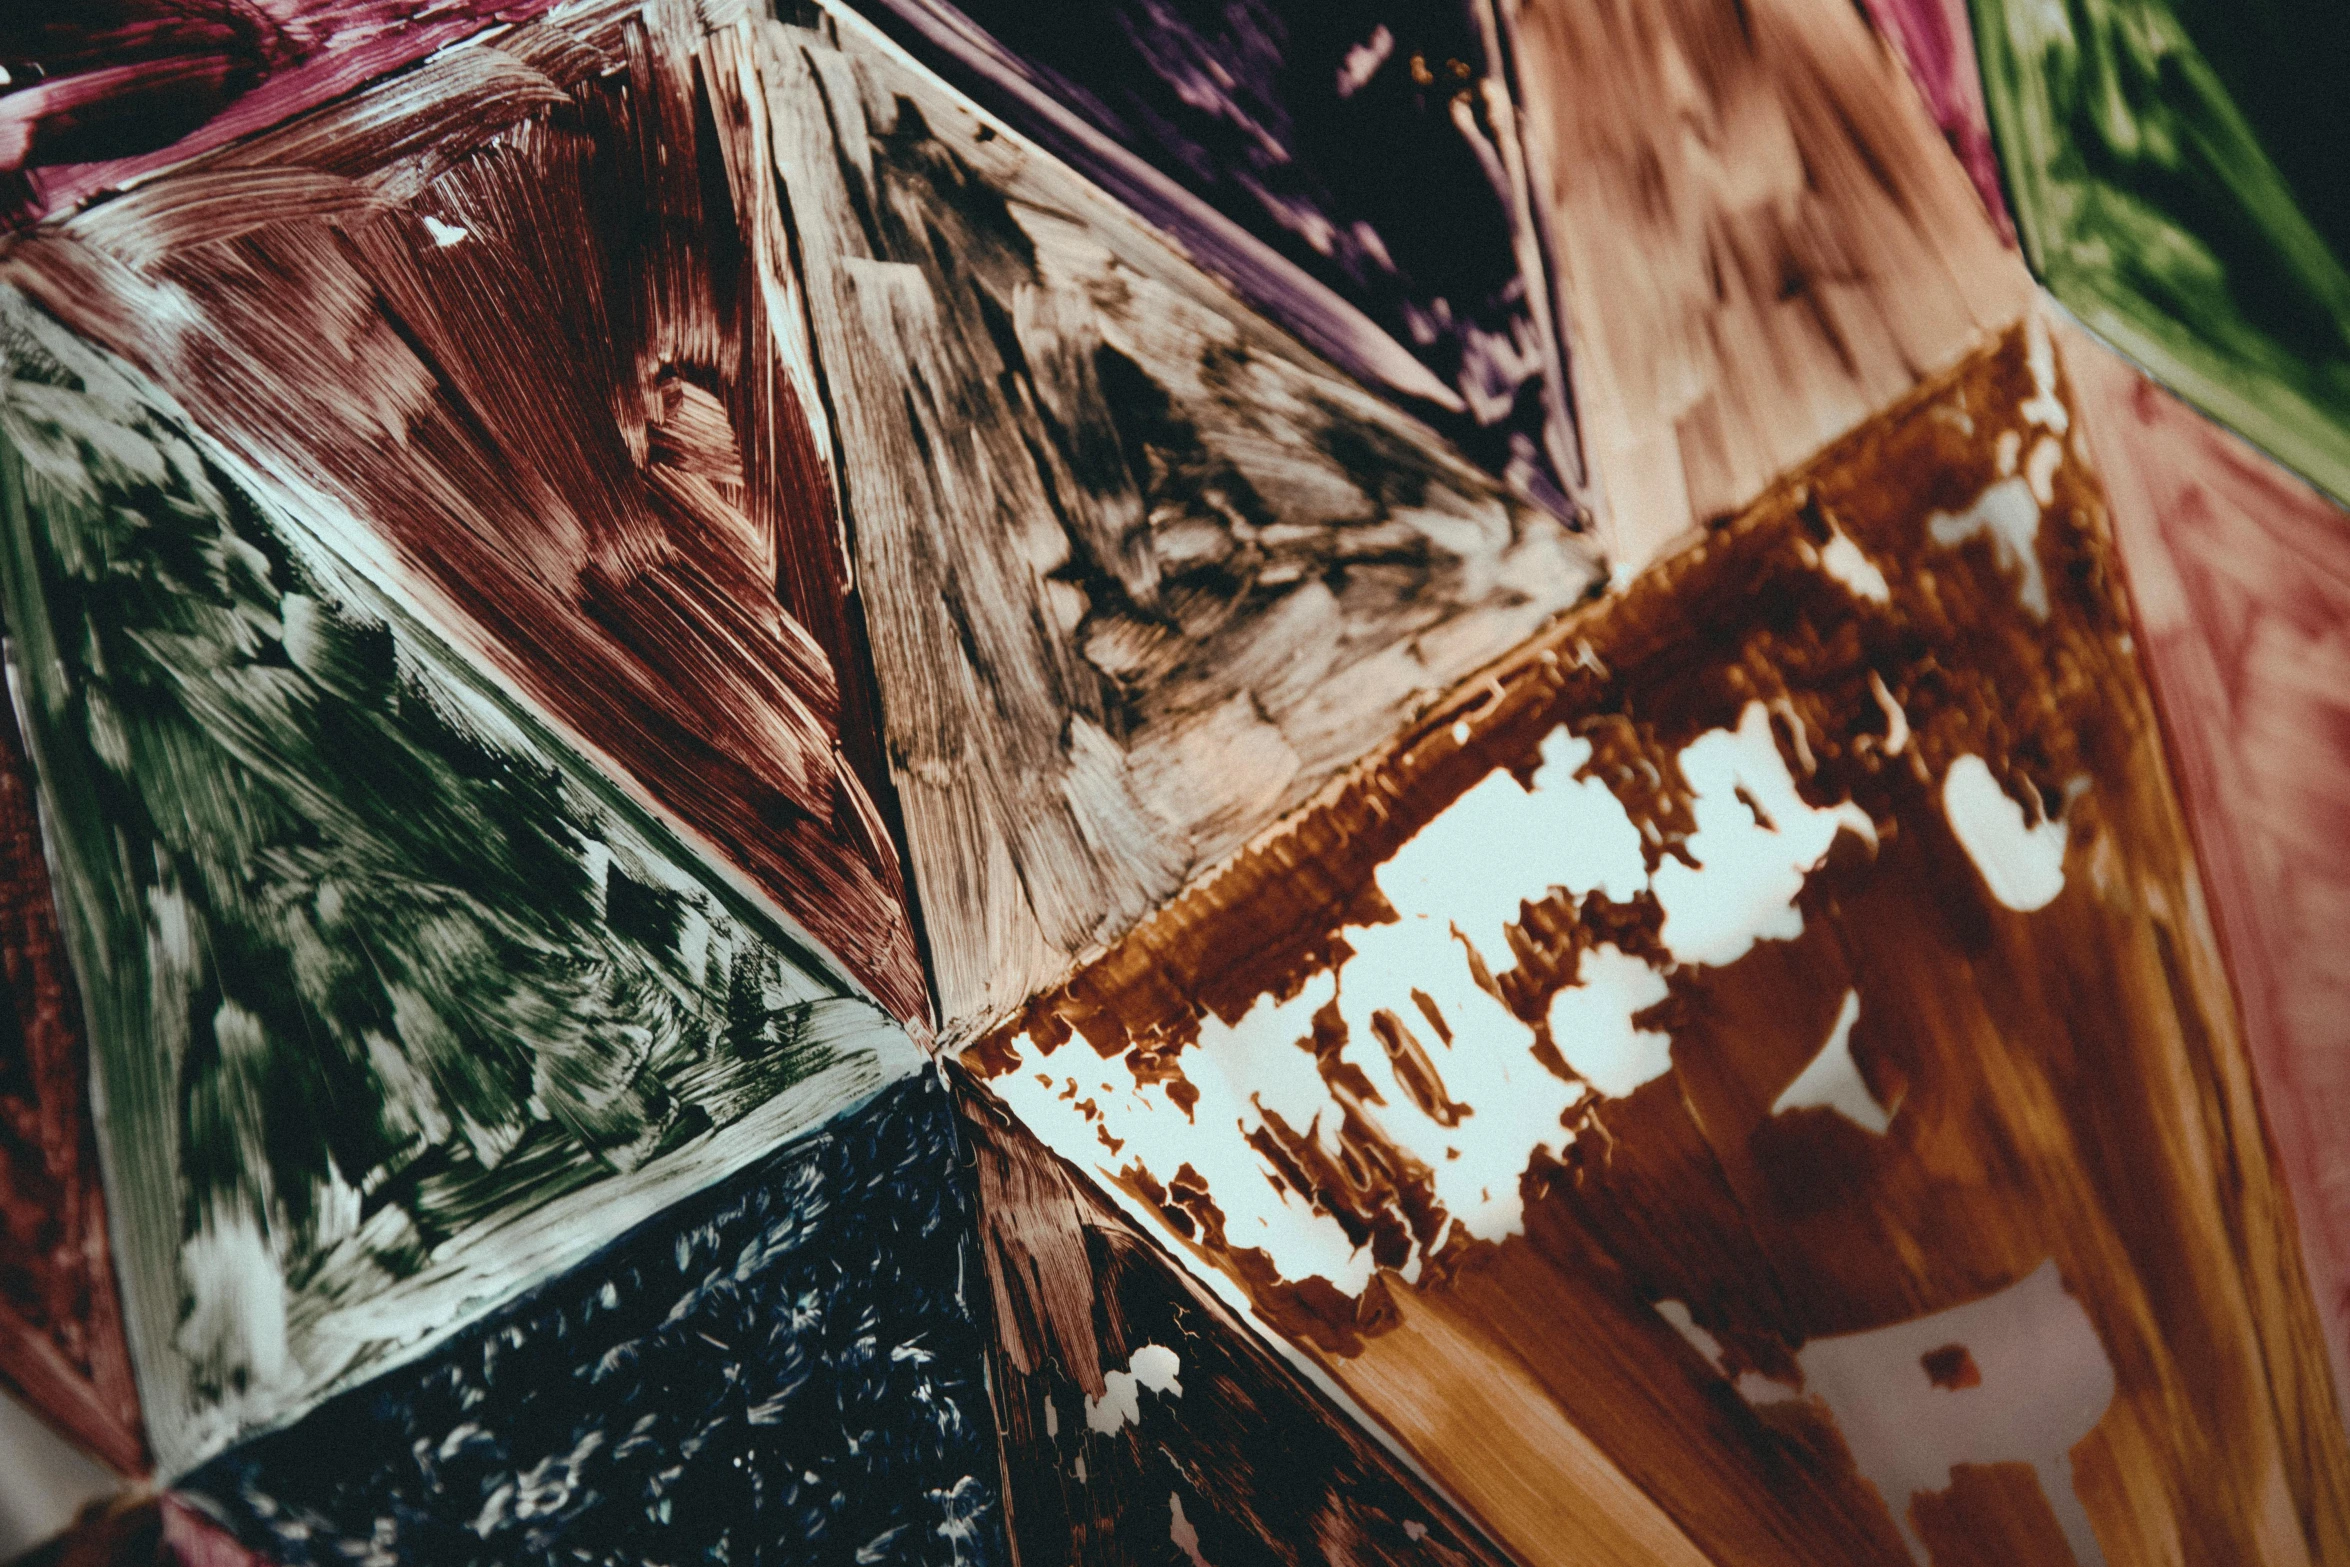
[1972, 0, 2350, 503]
[0, 293, 915, 1472]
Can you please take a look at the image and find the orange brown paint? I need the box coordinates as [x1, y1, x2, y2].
[964, 322, 2350, 1565]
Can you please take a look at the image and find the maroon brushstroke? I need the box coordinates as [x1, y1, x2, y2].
[0, 702, 145, 1477]
[1856, 0, 2016, 243]
[0, 2, 552, 229]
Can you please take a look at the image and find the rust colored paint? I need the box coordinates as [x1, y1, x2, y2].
[966, 320, 2350, 1566]
[0, 2, 929, 1025]
[2061, 318, 2350, 1443]
[1502, 0, 2032, 573]
[0, 701, 144, 1478]
[954, 1075, 1516, 1567]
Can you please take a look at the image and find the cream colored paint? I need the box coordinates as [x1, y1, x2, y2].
[1941, 754, 2068, 911]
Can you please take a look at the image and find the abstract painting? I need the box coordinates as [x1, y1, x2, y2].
[2, 2, 2346, 1565]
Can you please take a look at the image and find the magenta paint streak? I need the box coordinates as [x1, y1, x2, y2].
[1, 2, 552, 227]
[1857, 0, 2016, 244]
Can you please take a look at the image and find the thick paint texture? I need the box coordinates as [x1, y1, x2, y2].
[173, 1075, 1005, 1567]
[956, 1081, 1506, 1567]
[0, 2, 551, 228]
[0, 0, 931, 1026]
[0, 699, 143, 1475]
[1973, 0, 2350, 504]
[2060, 320, 2350, 1448]
[768, 5, 1602, 1042]
[966, 322, 2350, 1567]
[1506, 0, 2032, 572]
[848, 0, 1583, 510]
[0, 297, 921, 1475]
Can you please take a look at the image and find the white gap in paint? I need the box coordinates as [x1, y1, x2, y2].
[989, 705, 1874, 1294]
[1653, 1300, 1800, 1404]
[1994, 428, 2021, 476]
[1867, 673, 1910, 755]
[1941, 755, 2067, 912]
[1170, 1492, 1214, 1567]
[1651, 704, 1875, 968]
[1770, 990, 1895, 1135]
[2025, 435, 2063, 507]
[2020, 312, 2071, 435]
[1547, 945, 1671, 1097]
[1792, 1261, 2112, 1567]
[422, 216, 469, 247]
[1084, 1344, 1183, 1434]
[1928, 477, 2049, 619]
[1818, 529, 1891, 603]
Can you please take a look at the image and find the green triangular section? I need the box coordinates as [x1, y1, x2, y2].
[0, 294, 922, 1477]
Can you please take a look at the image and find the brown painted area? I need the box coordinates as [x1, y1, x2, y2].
[955, 1075, 1520, 1567]
[0, 703, 143, 1476]
[968, 322, 2350, 1564]
[1506, 0, 2032, 573]
[3, 1495, 266, 1567]
[0, 0, 929, 1026]
[2061, 320, 2350, 1487]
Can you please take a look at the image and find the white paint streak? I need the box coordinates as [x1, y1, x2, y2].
[1085, 1344, 1183, 1434]
[1941, 755, 2068, 911]
[421, 216, 470, 247]
[1770, 990, 1894, 1135]
[1818, 528, 1891, 603]
[1929, 475, 2049, 619]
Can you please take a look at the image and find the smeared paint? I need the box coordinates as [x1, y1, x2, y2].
[1929, 476, 2050, 618]
[0, 1, 933, 1026]
[846, 0, 1583, 508]
[1510, 0, 2032, 569]
[1084, 1344, 1183, 1435]
[989, 703, 1873, 1293]
[177, 1076, 1010, 1567]
[0, 293, 921, 1473]
[1791, 1262, 2115, 1566]
[957, 1078, 1508, 1567]
[1770, 991, 1894, 1135]
[766, 10, 1602, 1039]
[1854, 0, 2015, 239]
[1941, 755, 2068, 912]
[0, 1388, 122, 1559]
[1975, 0, 2350, 502]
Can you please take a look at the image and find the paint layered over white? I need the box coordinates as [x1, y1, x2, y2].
[1770, 990, 1895, 1135]
[988, 703, 1878, 1294]
[1085, 1344, 1183, 1434]
[1795, 1262, 2113, 1566]
[1941, 755, 2068, 911]
[1928, 476, 2049, 619]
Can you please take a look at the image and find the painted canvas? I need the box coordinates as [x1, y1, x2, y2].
[2, 1, 2347, 1565]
